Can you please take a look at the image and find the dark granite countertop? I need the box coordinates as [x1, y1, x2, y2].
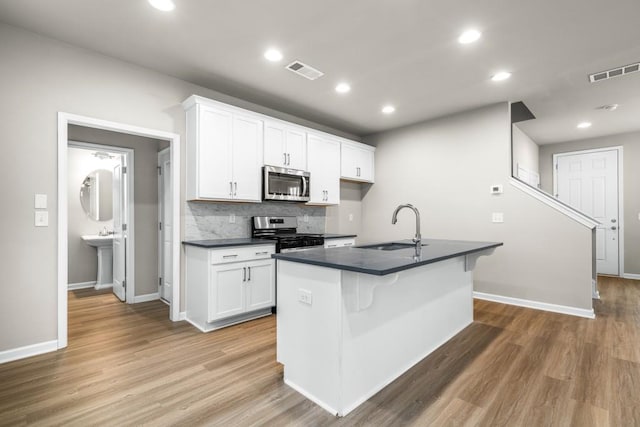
[323, 234, 357, 239]
[182, 238, 275, 248]
[272, 239, 502, 276]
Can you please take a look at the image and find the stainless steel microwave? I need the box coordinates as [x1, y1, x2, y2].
[263, 165, 310, 202]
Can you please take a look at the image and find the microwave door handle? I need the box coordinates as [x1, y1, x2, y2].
[302, 176, 307, 198]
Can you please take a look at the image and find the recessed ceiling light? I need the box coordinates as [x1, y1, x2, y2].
[382, 105, 395, 114]
[335, 83, 351, 94]
[458, 29, 482, 44]
[577, 122, 592, 129]
[148, 0, 175, 11]
[491, 71, 512, 81]
[264, 49, 283, 62]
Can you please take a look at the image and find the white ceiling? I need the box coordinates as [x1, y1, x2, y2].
[1, 0, 639, 142]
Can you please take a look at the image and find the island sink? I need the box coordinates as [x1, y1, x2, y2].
[358, 242, 427, 251]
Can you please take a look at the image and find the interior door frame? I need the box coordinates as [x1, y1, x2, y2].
[58, 112, 181, 349]
[552, 146, 624, 276]
[68, 141, 135, 302]
[157, 147, 170, 303]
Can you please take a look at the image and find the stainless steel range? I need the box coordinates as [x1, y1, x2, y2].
[252, 216, 324, 253]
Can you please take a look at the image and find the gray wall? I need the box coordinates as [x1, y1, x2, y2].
[539, 130, 640, 274]
[363, 103, 594, 311]
[67, 147, 118, 284]
[512, 124, 540, 182]
[0, 22, 357, 352]
[68, 126, 165, 296]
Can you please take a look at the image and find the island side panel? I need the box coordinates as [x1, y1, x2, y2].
[339, 257, 474, 416]
[276, 260, 343, 415]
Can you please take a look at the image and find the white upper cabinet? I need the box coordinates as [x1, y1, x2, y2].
[341, 141, 375, 183]
[185, 97, 263, 202]
[307, 133, 340, 205]
[264, 121, 307, 170]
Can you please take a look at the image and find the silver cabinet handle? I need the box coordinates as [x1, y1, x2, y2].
[344, 243, 353, 246]
[255, 251, 269, 256]
[287, 153, 291, 165]
[327, 244, 337, 248]
[242, 267, 246, 281]
[611, 219, 617, 223]
[223, 254, 238, 259]
[283, 152, 287, 165]
[611, 226, 618, 230]
[229, 181, 233, 196]
[234, 182, 238, 196]
[247, 266, 251, 281]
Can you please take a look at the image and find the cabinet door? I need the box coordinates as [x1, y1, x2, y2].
[341, 143, 375, 183]
[245, 260, 275, 311]
[285, 128, 307, 170]
[209, 264, 245, 321]
[232, 114, 263, 202]
[264, 121, 286, 167]
[198, 105, 234, 199]
[307, 134, 340, 205]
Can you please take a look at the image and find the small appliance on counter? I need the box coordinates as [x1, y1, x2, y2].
[252, 216, 323, 253]
[263, 165, 310, 202]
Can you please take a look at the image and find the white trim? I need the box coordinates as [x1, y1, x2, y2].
[284, 379, 339, 417]
[58, 112, 182, 353]
[69, 141, 135, 303]
[552, 146, 624, 276]
[623, 274, 640, 281]
[133, 292, 160, 303]
[0, 340, 58, 365]
[67, 281, 97, 290]
[509, 178, 598, 228]
[473, 291, 595, 319]
[179, 311, 187, 321]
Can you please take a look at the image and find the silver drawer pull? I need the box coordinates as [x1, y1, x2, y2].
[327, 244, 337, 248]
[255, 251, 269, 255]
[223, 254, 238, 259]
[344, 243, 353, 246]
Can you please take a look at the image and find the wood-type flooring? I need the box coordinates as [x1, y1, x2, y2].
[1, 276, 639, 426]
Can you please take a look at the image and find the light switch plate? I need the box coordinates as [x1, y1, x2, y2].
[229, 214, 236, 224]
[35, 194, 47, 209]
[490, 185, 503, 195]
[492, 212, 504, 223]
[35, 211, 49, 227]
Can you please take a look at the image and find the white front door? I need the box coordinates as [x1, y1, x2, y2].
[158, 149, 172, 302]
[555, 149, 619, 275]
[112, 158, 127, 301]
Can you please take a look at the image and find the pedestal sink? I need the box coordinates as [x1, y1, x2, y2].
[81, 235, 113, 289]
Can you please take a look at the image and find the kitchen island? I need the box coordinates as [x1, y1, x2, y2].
[273, 239, 502, 417]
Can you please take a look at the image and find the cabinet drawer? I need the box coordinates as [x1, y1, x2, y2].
[324, 238, 355, 248]
[209, 244, 275, 265]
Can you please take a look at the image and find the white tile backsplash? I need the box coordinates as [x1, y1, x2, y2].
[185, 201, 326, 240]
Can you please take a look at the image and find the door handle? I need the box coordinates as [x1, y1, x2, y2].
[611, 219, 617, 223]
[247, 266, 251, 281]
[611, 226, 617, 231]
[229, 181, 233, 196]
[242, 267, 246, 281]
[234, 182, 238, 196]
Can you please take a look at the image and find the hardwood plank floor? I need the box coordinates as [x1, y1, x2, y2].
[1, 276, 639, 426]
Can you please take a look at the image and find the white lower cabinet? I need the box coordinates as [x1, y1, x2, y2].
[186, 244, 275, 332]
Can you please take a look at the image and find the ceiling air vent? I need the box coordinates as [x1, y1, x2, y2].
[589, 61, 640, 83]
[286, 61, 324, 80]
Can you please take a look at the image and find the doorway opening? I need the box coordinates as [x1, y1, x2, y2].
[553, 146, 624, 276]
[57, 113, 181, 349]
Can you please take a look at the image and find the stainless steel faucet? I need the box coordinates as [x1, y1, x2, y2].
[392, 204, 422, 256]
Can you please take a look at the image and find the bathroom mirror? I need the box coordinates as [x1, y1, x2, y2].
[80, 169, 113, 221]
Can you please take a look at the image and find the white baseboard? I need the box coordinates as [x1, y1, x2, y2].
[623, 274, 640, 281]
[474, 291, 595, 319]
[0, 340, 58, 365]
[179, 311, 187, 321]
[133, 292, 160, 303]
[94, 283, 113, 290]
[68, 281, 96, 290]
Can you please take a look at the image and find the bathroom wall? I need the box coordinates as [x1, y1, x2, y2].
[67, 147, 119, 285]
[185, 202, 326, 240]
[69, 126, 165, 297]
